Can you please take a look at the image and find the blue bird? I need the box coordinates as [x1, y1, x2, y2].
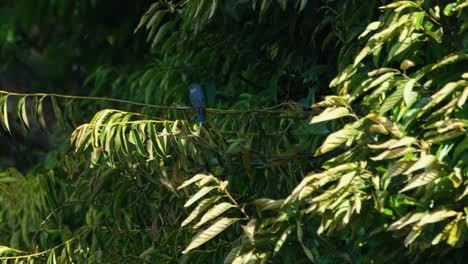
[189, 83, 206, 124]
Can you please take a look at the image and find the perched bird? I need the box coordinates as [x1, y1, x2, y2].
[189, 83, 206, 124]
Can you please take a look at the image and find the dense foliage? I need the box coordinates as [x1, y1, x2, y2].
[0, 0, 467, 263]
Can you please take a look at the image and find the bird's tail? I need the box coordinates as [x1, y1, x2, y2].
[197, 109, 205, 124]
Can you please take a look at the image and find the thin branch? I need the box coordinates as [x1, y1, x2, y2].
[0, 90, 318, 115]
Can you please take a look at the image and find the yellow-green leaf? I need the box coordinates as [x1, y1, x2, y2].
[184, 186, 218, 208]
[182, 218, 238, 254]
[371, 147, 415, 161]
[194, 202, 236, 229]
[310, 107, 350, 124]
[400, 169, 442, 192]
[181, 196, 220, 227]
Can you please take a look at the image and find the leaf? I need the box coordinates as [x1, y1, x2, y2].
[18, 97, 30, 129]
[388, 212, 425, 231]
[224, 245, 242, 264]
[404, 229, 421, 247]
[51, 96, 64, 126]
[403, 79, 417, 107]
[241, 219, 256, 243]
[457, 86, 468, 108]
[194, 202, 235, 229]
[400, 169, 442, 192]
[152, 21, 175, 48]
[184, 186, 218, 208]
[368, 139, 399, 149]
[400, 59, 415, 70]
[447, 218, 463, 246]
[354, 46, 372, 66]
[254, 198, 284, 211]
[330, 65, 357, 87]
[310, 107, 350, 124]
[0, 95, 10, 133]
[432, 218, 457, 245]
[359, 21, 382, 39]
[380, 86, 404, 114]
[371, 147, 414, 161]
[181, 196, 220, 227]
[365, 72, 396, 91]
[417, 209, 459, 227]
[404, 155, 436, 174]
[209, 0, 218, 19]
[273, 226, 294, 256]
[385, 160, 415, 179]
[178, 173, 212, 190]
[443, 3, 457, 16]
[182, 218, 238, 254]
[299, 0, 308, 11]
[419, 81, 462, 116]
[367, 113, 404, 138]
[315, 124, 360, 156]
[37, 96, 47, 129]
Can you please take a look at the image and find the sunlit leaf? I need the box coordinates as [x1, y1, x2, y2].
[182, 218, 239, 254]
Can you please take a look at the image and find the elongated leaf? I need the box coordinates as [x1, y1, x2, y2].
[367, 113, 404, 138]
[385, 160, 415, 179]
[194, 202, 235, 229]
[310, 107, 350, 124]
[404, 155, 436, 174]
[181, 196, 220, 227]
[388, 212, 425, 231]
[224, 245, 242, 264]
[273, 226, 294, 256]
[315, 124, 360, 156]
[18, 97, 30, 129]
[403, 79, 417, 107]
[366, 72, 396, 91]
[400, 169, 442, 192]
[371, 147, 414, 161]
[419, 82, 462, 116]
[1, 95, 10, 133]
[182, 218, 238, 254]
[184, 186, 217, 208]
[178, 173, 212, 190]
[417, 209, 459, 227]
[380, 86, 404, 114]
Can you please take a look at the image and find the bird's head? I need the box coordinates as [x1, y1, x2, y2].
[189, 83, 201, 93]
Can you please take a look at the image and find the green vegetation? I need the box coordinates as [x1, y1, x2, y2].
[0, 0, 467, 263]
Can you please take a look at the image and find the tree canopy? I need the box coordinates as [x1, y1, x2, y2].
[0, 0, 467, 263]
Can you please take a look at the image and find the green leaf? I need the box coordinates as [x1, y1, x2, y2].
[182, 218, 238, 254]
[224, 245, 242, 264]
[367, 114, 404, 138]
[400, 169, 442, 192]
[403, 79, 417, 107]
[443, 3, 457, 16]
[380, 86, 404, 114]
[404, 154, 437, 174]
[417, 209, 459, 227]
[388, 212, 425, 231]
[184, 186, 218, 208]
[371, 147, 415, 161]
[419, 81, 462, 116]
[385, 160, 415, 179]
[178, 173, 212, 190]
[194, 202, 235, 229]
[310, 107, 350, 124]
[365, 72, 396, 92]
[18, 96, 30, 129]
[0, 95, 10, 133]
[181, 196, 220, 227]
[315, 124, 360, 156]
[273, 226, 294, 256]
